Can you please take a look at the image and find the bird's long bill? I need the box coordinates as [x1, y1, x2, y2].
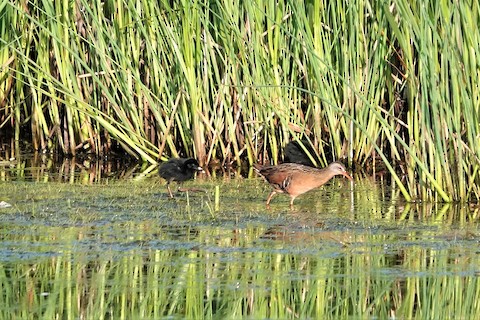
[342, 172, 353, 180]
[197, 166, 205, 173]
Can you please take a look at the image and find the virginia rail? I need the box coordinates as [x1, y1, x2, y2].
[159, 158, 203, 198]
[254, 162, 352, 209]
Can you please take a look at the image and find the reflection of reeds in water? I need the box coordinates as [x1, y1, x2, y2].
[1, 179, 479, 318]
[1, 0, 479, 202]
[2, 222, 480, 319]
[0, 154, 143, 183]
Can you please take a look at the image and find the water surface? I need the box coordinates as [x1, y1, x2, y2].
[0, 158, 479, 319]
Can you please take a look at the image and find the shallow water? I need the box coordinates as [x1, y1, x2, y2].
[0, 158, 479, 319]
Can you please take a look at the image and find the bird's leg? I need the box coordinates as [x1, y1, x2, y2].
[266, 190, 277, 209]
[166, 182, 174, 198]
[176, 182, 184, 193]
[178, 187, 207, 193]
[177, 183, 190, 194]
[177, 183, 203, 193]
[289, 196, 296, 210]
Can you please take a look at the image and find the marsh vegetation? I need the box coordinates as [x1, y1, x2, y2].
[1, 0, 480, 317]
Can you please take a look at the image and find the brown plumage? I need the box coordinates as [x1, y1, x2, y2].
[253, 162, 353, 209]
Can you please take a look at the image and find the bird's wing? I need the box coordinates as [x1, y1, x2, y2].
[259, 167, 293, 192]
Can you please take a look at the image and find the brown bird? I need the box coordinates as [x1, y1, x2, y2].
[253, 162, 352, 209]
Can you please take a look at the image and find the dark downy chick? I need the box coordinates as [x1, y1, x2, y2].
[159, 158, 203, 197]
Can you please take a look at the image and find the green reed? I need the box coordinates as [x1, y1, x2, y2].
[1, 0, 479, 202]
